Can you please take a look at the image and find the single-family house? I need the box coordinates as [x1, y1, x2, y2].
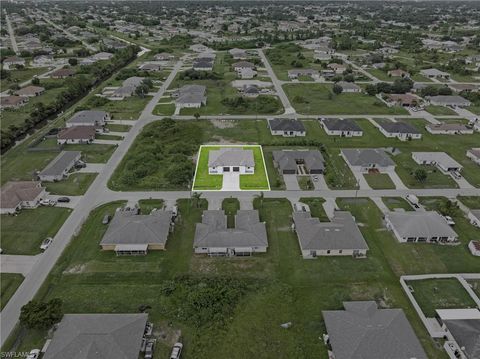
[376, 121, 422, 140]
[287, 69, 319, 80]
[449, 84, 478, 93]
[154, 52, 174, 61]
[336, 81, 361, 93]
[208, 148, 254, 175]
[15, 85, 45, 97]
[38, 151, 82, 182]
[232, 61, 255, 72]
[100, 209, 173, 255]
[426, 123, 474, 135]
[341, 148, 395, 173]
[386, 93, 420, 107]
[42, 314, 149, 359]
[3, 56, 25, 69]
[272, 150, 325, 174]
[322, 301, 427, 359]
[420, 68, 450, 79]
[66, 110, 110, 128]
[57, 126, 96, 144]
[427, 95, 471, 108]
[268, 118, 306, 137]
[92, 52, 114, 61]
[238, 67, 257, 79]
[242, 85, 260, 98]
[412, 152, 462, 174]
[385, 211, 458, 243]
[193, 57, 214, 71]
[321, 118, 363, 137]
[189, 44, 213, 53]
[193, 210, 268, 256]
[50, 68, 75, 79]
[32, 55, 54, 66]
[0, 181, 46, 214]
[467, 148, 480, 165]
[175, 84, 207, 109]
[388, 69, 410, 78]
[469, 240, 480, 256]
[229, 48, 247, 59]
[293, 210, 368, 258]
[138, 63, 161, 72]
[327, 63, 347, 74]
[466, 55, 480, 67]
[0, 95, 28, 109]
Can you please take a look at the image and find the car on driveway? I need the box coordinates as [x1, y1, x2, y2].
[312, 175, 319, 182]
[145, 339, 155, 359]
[26, 349, 40, 359]
[170, 342, 183, 359]
[40, 237, 53, 251]
[102, 214, 111, 225]
[40, 199, 57, 206]
[443, 215, 455, 226]
[57, 197, 70, 203]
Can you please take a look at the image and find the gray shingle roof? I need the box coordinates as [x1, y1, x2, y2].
[386, 211, 458, 239]
[208, 148, 254, 167]
[293, 211, 368, 251]
[268, 118, 306, 132]
[342, 148, 395, 167]
[272, 150, 324, 172]
[67, 110, 108, 126]
[43, 314, 148, 359]
[444, 319, 480, 359]
[378, 121, 421, 134]
[100, 210, 172, 247]
[322, 118, 362, 132]
[323, 301, 428, 359]
[194, 210, 268, 248]
[39, 151, 81, 177]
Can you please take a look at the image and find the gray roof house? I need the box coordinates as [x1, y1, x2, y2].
[293, 210, 368, 258]
[175, 84, 207, 109]
[385, 211, 458, 243]
[193, 57, 214, 71]
[336, 81, 361, 93]
[341, 148, 395, 173]
[42, 314, 148, 359]
[268, 118, 306, 137]
[412, 152, 462, 173]
[100, 209, 173, 255]
[321, 118, 363, 137]
[66, 110, 110, 128]
[272, 150, 325, 174]
[376, 121, 422, 141]
[194, 210, 268, 256]
[322, 301, 427, 359]
[288, 69, 319, 80]
[208, 148, 255, 175]
[38, 151, 81, 182]
[427, 95, 471, 107]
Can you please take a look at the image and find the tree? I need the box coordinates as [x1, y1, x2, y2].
[68, 58, 78, 66]
[20, 298, 63, 330]
[191, 192, 202, 208]
[333, 84, 343, 95]
[194, 112, 200, 120]
[31, 77, 40, 85]
[414, 168, 427, 183]
[365, 84, 377, 96]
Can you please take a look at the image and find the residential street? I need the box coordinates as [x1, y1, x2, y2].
[4, 11, 19, 54]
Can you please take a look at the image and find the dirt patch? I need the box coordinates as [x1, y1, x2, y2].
[210, 119, 236, 129]
[64, 264, 86, 274]
[154, 322, 182, 346]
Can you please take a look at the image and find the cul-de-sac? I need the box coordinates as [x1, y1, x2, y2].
[1, 1, 480, 358]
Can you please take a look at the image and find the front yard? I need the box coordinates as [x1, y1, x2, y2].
[46, 173, 98, 196]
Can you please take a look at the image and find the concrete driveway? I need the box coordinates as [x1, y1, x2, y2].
[283, 174, 300, 190]
[388, 172, 408, 189]
[1, 255, 40, 276]
[46, 195, 82, 209]
[312, 174, 328, 190]
[222, 173, 240, 191]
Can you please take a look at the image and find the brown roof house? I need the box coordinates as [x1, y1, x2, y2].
[0, 95, 28, 109]
[50, 68, 75, 79]
[15, 85, 45, 97]
[0, 181, 46, 214]
[57, 126, 96, 144]
[387, 69, 410, 78]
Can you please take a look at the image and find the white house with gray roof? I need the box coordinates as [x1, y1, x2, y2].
[336, 81, 361, 93]
[426, 123, 474, 135]
[208, 148, 254, 175]
[272, 150, 325, 175]
[341, 148, 395, 173]
[467, 148, 480, 165]
[385, 211, 458, 243]
[194, 210, 268, 256]
[268, 118, 306, 137]
[412, 152, 462, 174]
[322, 301, 427, 359]
[174, 84, 207, 109]
[376, 121, 422, 141]
[321, 118, 363, 137]
[427, 95, 471, 108]
[293, 210, 368, 258]
[420, 68, 450, 79]
[66, 110, 110, 128]
[42, 313, 148, 359]
[38, 151, 81, 182]
[100, 209, 173, 255]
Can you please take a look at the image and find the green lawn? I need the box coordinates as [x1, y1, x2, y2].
[299, 198, 329, 221]
[0, 273, 24, 311]
[458, 196, 480, 209]
[323, 148, 358, 190]
[408, 278, 477, 317]
[222, 198, 240, 228]
[284, 84, 408, 115]
[382, 197, 414, 212]
[138, 199, 165, 214]
[297, 176, 314, 190]
[425, 106, 457, 116]
[105, 123, 132, 132]
[1, 207, 72, 255]
[45, 173, 98, 196]
[364, 173, 396, 189]
[467, 106, 480, 115]
[153, 103, 176, 116]
[97, 96, 150, 120]
[0, 67, 48, 90]
[193, 145, 270, 191]
[96, 134, 123, 140]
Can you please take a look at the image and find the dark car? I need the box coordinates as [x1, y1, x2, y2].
[57, 197, 70, 203]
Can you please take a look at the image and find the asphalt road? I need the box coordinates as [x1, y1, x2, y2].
[5, 11, 19, 54]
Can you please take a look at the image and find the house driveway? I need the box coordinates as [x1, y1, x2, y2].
[312, 174, 328, 190]
[222, 172, 240, 191]
[388, 172, 408, 189]
[352, 172, 371, 189]
[283, 174, 300, 190]
[451, 175, 474, 189]
[1, 255, 40, 276]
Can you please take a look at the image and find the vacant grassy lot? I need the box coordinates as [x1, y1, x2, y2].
[382, 197, 414, 212]
[408, 278, 477, 317]
[46, 173, 98, 195]
[1, 207, 72, 255]
[0, 67, 48, 90]
[425, 106, 457, 116]
[458, 196, 480, 209]
[0, 273, 24, 311]
[284, 84, 408, 115]
[193, 145, 270, 191]
[105, 123, 132, 132]
[364, 173, 396, 189]
[153, 103, 176, 116]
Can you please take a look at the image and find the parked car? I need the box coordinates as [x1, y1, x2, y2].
[102, 214, 111, 225]
[57, 197, 70, 203]
[144, 340, 155, 359]
[451, 171, 462, 179]
[170, 342, 183, 359]
[40, 237, 53, 251]
[312, 175, 319, 182]
[74, 161, 86, 169]
[443, 215, 456, 226]
[144, 322, 153, 337]
[40, 199, 56, 206]
[26, 349, 40, 359]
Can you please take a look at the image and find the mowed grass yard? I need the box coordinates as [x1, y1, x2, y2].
[45, 173, 98, 196]
[364, 173, 396, 189]
[408, 278, 478, 317]
[193, 145, 270, 191]
[283, 84, 408, 115]
[7, 198, 448, 359]
[1, 273, 24, 311]
[1, 207, 72, 255]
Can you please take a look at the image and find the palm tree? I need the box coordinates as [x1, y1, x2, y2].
[191, 192, 202, 208]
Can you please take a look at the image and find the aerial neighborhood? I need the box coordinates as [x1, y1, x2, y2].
[0, 1, 479, 359]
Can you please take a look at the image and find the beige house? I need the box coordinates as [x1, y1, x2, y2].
[0, 181, 46, 214]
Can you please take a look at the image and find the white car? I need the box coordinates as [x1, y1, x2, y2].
[26, 349, 40, 359]
[40, 199, 56, 206]
[170, 342, 183, 359]
[443, 215, 455, 226]
[451, 171, 462, 179]
[40, 237, 53, 250]
[312, 175, 319, 182]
